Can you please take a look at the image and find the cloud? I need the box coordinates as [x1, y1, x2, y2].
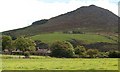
[0, 0, 118, 32]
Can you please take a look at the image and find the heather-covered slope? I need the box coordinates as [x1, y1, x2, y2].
[3, 5, 118, 37]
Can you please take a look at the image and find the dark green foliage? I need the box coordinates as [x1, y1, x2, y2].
[63, 30, 84, 34]
[75, 46, 87, 57]
[32, 19, 48, 25]
[2, 35, 13, 51]
[67, 39, 86, 48]
[108, 51, 120, 58]
[34, 40, 41, 48]
[87, 49, 99, 58]
[85, 42, 118, 52]
[51, 41, 75, 58]
[24, 51, 30, 58]
[97, 52, 109, 58]
[34, 40, 49, 49]
[14, 37, 36, 51]
[72, 30, 85, 34]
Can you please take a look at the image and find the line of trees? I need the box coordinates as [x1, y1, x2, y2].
[2, 35, 35, 58]
[50, 41, 100, 58]
[2, 35, 120, 58]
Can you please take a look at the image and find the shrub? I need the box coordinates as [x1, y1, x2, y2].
[67, 39, 86, 48]
[24, 51, 30, 58]
[97, 52, 109, 58]
[108, 51, 120, 58]
[87, 49, 99, 58]
[75, 46, 87, 58]
[34, 40, 49, 49]
[51, 41, 75, 58]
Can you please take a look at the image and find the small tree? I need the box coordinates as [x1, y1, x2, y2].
[87, 49, 99, 58]
[2, 35, 14, 54]
[75, 46, 86, 57]
[51, 41, 75, 58]
[14, 37, 35, 58]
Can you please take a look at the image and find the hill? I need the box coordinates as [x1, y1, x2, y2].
[3, 5, 118, 37]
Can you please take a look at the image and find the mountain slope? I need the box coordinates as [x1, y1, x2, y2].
[3, 5, 118, 37]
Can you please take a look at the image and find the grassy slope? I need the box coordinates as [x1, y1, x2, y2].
[31, 33, 116, 44]
[2, 55, 118, 70]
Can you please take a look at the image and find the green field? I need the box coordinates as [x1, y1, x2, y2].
[31, 33, 116, 44]
[1, 55, 119, 70]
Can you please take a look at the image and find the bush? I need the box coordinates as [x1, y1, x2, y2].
[97, 52, 109, 58]
[108, 51, 120, 58]
[24, 51, 30, 58]
[87, 49, 99, 58]
[34, 40, 49, 49]
[51, 41, 75, 58]
[75, 46, 87, 58]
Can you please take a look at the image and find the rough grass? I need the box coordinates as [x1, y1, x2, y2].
[31, 33, 116, 44]
[1, 55, 118, 70]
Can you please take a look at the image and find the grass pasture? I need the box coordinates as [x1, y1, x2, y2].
[1, 55, 119, 70]
[31, 33, 116, 44]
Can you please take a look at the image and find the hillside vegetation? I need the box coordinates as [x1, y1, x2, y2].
[31, 33, 117, 44]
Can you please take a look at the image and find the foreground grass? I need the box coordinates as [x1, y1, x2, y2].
[31, 33, 116, 44]
[1, 55, 118, 70]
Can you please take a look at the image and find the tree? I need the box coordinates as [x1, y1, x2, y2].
[14, 37, 36, 58]
[51, 41, 75, 58]
[87, 49, 99, 58]
[2, 35, 13, 53]
[14, 37, 35, 51]
[75, 46, 86, 57]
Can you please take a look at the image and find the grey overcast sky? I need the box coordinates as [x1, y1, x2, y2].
[0, 0, 119, 32]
